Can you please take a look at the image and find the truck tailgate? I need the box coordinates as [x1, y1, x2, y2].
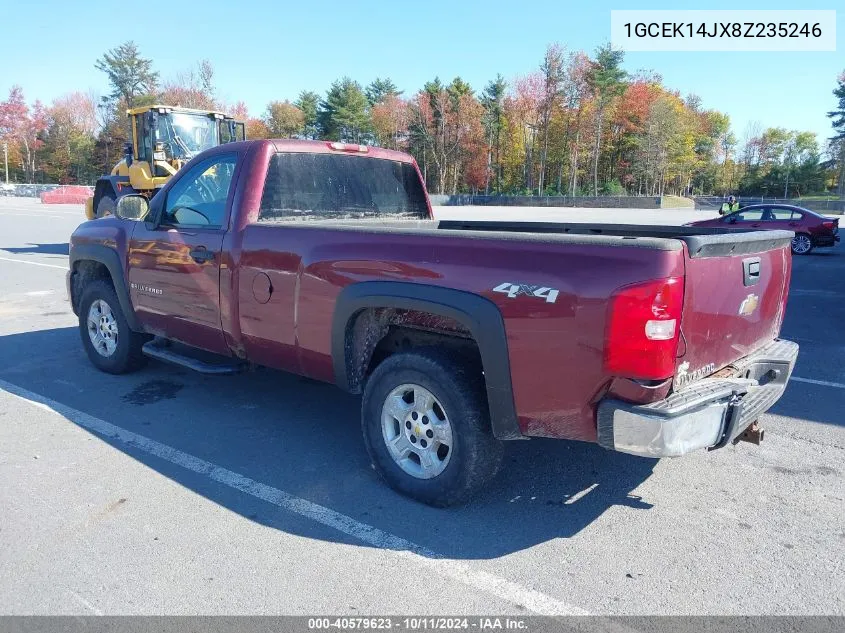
[676, 231, 793, 388]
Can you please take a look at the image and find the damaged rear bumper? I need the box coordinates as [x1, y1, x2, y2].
[597, 339, 799, 458]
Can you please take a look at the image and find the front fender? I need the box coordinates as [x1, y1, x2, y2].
[69, 242, 141, 332]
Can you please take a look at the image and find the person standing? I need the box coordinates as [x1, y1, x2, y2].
[720, 195, 740, 215]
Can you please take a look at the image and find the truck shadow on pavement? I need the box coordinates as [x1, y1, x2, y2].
[0, 324, 799, 560]
[0, 326, 661, 559]
[1, 242, 69, 256]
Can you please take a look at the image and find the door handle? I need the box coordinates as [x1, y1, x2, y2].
[189, 247, 214, 263]
[751, 223, 761, 228]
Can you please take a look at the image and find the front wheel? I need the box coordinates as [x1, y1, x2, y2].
[361, 349, 503, 507]
[78, 280, 148, 374]
[791, 233, 813, 255]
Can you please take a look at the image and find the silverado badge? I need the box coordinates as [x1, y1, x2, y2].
[675, 361, 716, 388]
[738, 293, 759, 317]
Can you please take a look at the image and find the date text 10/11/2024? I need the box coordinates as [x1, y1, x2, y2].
[307, 617, 529, 630]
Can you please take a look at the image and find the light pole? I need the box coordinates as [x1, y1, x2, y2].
[2, 142, 8, 184]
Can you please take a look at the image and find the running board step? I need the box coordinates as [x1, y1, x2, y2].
[142, 340, 246, 375]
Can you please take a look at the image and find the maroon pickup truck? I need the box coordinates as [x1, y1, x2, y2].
[68, 139, 799, 506]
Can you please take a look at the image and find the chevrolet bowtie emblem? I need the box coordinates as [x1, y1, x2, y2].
[739, 293, 759, 316]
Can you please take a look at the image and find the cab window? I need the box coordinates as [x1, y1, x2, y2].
[163, 154, 238, 228]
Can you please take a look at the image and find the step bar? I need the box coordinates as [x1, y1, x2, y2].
[141, 340, 246, 375]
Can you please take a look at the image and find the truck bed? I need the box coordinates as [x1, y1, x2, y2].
[262, 216, 793, 257]
[435, 220, 794, 258]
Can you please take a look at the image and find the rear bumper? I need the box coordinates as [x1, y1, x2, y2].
[597, 339, 799, 458]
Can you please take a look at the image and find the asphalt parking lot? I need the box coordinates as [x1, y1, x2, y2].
[0, 196, 842, 615]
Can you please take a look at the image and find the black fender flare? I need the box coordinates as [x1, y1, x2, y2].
[69, 243, 141, 332]
[332, 281, 521, 440]
[93, 176, 134, 209]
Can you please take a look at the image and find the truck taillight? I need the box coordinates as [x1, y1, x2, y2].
[604, 277, 685, 380]
[328, 142, 368, 153]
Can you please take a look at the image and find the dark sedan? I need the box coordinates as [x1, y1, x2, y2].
[687, 204, 840, 255]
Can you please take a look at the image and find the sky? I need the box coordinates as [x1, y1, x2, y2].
[1, 0, 843, 146]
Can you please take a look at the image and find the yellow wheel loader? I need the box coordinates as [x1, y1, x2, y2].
[84, 105, 245, 219]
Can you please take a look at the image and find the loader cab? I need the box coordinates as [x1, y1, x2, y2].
[84, 105, 245, 220]
[129, 106, 246, 178]
[219, 118, 246, 144]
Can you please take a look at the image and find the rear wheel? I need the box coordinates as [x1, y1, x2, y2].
[79, 280, 148, 374]
[96, 194, 115, 219]
[361, 349, 503, 507]
[791, 233, 813, 255]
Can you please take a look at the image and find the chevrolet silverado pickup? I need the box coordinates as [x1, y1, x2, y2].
[67, 139, 799, 506]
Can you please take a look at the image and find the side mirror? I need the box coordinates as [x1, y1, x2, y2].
[115, 195, 149, 221]
[728, 216, 738, 224]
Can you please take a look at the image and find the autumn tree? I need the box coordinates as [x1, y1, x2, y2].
[409, 77, 484, 193]
[509, 74, 543, 193]
[562, 53, 593, 195]
[245, 118, 271, 140]
[319, 78, 371, 143]
[94, 41, 158, 108]
[0, 86, 48, 182]
[159, 59, 216, 109]
[40, 92, 99, 183]
[264, 101, 305, 138]
[371, 95, 409, 150]
[227, 101, 249, 121]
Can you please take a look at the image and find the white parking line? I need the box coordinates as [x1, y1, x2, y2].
[0, 378, 589, 616]
[564, 483, 598, 505]
[0, 256, 67, 270]
[792, 376, 845, 390]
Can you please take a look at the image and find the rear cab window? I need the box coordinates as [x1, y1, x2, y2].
[257, 152, 429, 222]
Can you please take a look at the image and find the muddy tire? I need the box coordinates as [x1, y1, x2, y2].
[361, 349, 503, 507]
[79, 280, 148, 374]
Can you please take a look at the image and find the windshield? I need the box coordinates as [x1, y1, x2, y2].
[155, 112, 219, 160]
[257, 152, 429, 222]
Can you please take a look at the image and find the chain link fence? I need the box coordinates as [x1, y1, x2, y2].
[695, 196, 845, 213]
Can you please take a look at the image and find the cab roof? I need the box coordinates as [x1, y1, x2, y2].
[269, 139, 416, 163]
[126, 104, 235, 118]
